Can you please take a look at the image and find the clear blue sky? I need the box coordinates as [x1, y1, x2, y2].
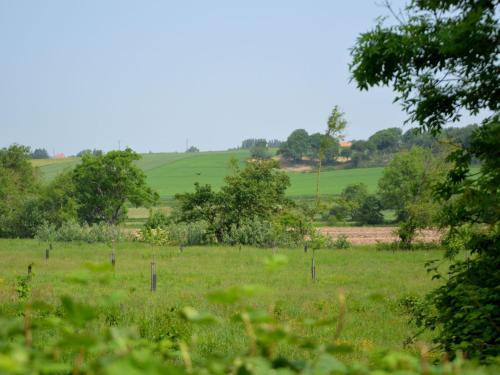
[0, 0, 473, 155]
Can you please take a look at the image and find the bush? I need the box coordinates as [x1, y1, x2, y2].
[144, 210, 170, 229]
[352, 195, 384, 225]
[35, 220, 122, 243]
[136, 221, 211, 246]
[333, 234, 351, 249]
[222, 219, 274, 247]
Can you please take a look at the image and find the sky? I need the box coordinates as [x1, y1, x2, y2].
[0, 0, 478, 155]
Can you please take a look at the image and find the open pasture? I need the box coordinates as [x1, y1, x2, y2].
[0, 239, 444, 362]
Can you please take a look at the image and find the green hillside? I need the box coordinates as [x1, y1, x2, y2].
[34, 151, 382, 199]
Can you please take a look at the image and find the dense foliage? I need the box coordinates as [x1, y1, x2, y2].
[73, 149, 159, 225]
[174, 160, 302, 246]
[0, 146, 158, 238]
[378, 147, 448, 246]
[350, 0, 499, 360]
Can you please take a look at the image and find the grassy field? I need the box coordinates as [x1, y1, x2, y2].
[0, 239, 445, 362]
[34, 151, 383, 199]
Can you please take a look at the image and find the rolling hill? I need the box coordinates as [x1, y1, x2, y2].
[34, 151, 383, 199]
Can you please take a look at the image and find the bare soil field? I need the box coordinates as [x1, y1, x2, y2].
[319, 226, 441, 245]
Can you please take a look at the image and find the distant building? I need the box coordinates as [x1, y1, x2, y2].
[53, 153, 65, 159]
[339, 141, 352, 148]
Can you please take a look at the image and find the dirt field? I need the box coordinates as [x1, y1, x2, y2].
[319, 226, 441, 245]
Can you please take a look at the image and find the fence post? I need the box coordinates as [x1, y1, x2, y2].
[311, 252, 316, 282]
[150, 258, 157, 292]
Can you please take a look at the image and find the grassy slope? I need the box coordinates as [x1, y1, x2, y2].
[34, 151, 382, 199]
[0, 239, 444, 361]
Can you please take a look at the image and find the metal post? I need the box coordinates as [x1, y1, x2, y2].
[150, 259, 157, 292]
[311, 254, 316, 282]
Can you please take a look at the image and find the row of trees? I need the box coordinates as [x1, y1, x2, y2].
[277, 124, 477, 166]
[277, 129, 341, 163]
[240, 138, 282, 149]
[0, 145, 158, 238]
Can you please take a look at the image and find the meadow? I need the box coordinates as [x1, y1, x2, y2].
[0, 239, 445, 362]
[35, 151, 383, 200]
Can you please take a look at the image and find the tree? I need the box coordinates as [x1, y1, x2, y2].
[76, 149, 92, 157]
[351, 0, 499, 359]
[315, 106, 347, 206]
[175, 183, 219, 228]
[220, 160, 290, 230]
[378, 147, 446, 246]
[0, 145, 39, 237]
[350, 140, 375, 167]
[73, 148, 158, 224]
[241, 138, 267, 149]
[250, 139, 271, 160]
[37, 170, 78, 228]
[186, 146, 200, 153]
[368, 128, 402, 153]
[352, 195, 384, 225]
[31, 148, 50, 159]
[278, 129, 310, 162]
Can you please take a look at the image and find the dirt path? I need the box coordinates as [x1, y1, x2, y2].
[318, 226, 441, 245]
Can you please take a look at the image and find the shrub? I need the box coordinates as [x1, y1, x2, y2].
[333, 234, 351, 249]
[35, 220, 122, 243]
[144, 210, 170, 229]
[352, 195, 384, 225]
[221, 219, 274, 247]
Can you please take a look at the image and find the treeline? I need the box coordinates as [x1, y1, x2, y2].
[0, 144, 157, 238]
[277, 125, 477, 167]
[240, 138, 282, 149]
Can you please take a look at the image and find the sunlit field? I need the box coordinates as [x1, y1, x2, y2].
[0, 239, 446, 362]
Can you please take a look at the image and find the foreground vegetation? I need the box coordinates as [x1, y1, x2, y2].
[0, 241, 446, 360]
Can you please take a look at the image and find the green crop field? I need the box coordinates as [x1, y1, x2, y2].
[34, 151, 383, 199]
[0, 239, 444, 362]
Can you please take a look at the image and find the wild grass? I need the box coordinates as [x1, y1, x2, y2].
[0, 239, 447, 362]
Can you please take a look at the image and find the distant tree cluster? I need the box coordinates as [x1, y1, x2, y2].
[349, 125, 478, 167]
[76, 149, 103, 157]
[186, 146, 200, 153]
[277, 129, 340, 164]
[240, 138, 282, 150]
[30, 148, 50, 159]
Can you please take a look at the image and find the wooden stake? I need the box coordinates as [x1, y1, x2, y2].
[45, 248, 49, 260]
[28, 264, 32, 275]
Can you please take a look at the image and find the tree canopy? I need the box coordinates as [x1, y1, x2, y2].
[351, 0, 499, 360]
[73, 149, 159, 224]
